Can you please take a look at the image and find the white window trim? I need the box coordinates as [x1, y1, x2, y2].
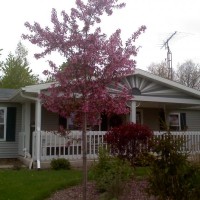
[168, 113, 180, 131]
[0, 107, 7, 141]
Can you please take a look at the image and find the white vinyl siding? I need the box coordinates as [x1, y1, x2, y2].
[184, 110, 200, 131]
[41, 107, 59, 131]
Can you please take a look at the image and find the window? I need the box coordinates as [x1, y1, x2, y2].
[168, 113, 187, 131]
[169, 113, 180, 131]
[0, 107, 16, 142]
[0, 108, 7, 140]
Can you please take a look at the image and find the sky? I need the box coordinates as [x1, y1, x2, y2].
[0, 0, 200, 79]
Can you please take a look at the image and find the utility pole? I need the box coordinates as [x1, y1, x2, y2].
[161, 31, 177, 80]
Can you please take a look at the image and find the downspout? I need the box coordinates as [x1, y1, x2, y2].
[20, 91, 41, 169]
[35, 99, 41, 169]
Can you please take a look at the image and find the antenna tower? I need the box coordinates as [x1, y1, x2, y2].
[161, 31, 177, 80]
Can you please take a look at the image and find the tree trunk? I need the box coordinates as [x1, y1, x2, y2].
[82, 112, 87, 200]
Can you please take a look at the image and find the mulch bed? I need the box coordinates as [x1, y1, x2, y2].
[47, 179, 157, 200]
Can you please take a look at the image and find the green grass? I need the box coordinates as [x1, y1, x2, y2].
[134, 166, 150, 178]
[0, 169, 82, 200]
[0, 167, 150, 200]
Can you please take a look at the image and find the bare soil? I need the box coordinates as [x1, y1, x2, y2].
[0, 158, 25, 168]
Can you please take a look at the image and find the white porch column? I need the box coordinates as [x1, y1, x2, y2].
[130, 101, 136, 123]
[24, 102, 31, 153]
[35, 99, 41, 169]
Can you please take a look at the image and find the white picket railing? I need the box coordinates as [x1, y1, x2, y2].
[154, 131, 200, 153]
[32, 131, 107, 161]
[32, 131, 200, 161]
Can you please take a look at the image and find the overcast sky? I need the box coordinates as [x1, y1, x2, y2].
[1, 0, 200, 79]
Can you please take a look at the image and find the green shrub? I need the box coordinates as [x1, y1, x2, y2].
[50, 158, 71, 170]
[91, 148, 133, 199]
[135, 152, 155, 167]
[147, 132, 200, 200]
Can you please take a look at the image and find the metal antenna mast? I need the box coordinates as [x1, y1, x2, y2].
[161, 31, 177, 80]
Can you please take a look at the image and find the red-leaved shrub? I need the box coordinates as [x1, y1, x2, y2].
[105, 123, 153, 166]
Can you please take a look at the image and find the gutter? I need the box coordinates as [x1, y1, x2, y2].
[20, 90, 38, 101]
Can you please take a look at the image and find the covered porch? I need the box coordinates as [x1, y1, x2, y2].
[17, 98, 200, 168]
[18, 130, 200, 165]
[17, 69, 200, 167]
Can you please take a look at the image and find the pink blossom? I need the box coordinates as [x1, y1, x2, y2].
[23, 0, 146, 127]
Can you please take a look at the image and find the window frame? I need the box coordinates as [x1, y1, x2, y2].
[168, 113, 180, 131]
[0, 107, 7, 141]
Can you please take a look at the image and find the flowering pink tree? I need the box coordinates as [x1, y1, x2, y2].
[22, 0, 146, 199]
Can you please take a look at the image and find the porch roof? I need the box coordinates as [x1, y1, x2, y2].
[1, 69, 200, 106]
[133, 69, 200, 98]
[0, 89, 19, 102]
[20, 69, 200, 98]
[21, 82, 57, 93]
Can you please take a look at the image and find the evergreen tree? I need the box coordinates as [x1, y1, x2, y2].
[0, 42, 39, 88]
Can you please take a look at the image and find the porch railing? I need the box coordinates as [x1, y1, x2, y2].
[154, 131, 200, 153]
[32, 131, 107, 161]
[32, 131, 200, 161]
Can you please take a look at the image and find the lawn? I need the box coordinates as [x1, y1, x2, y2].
[0, 167, 149, 200]
[0, 169, 82, 200]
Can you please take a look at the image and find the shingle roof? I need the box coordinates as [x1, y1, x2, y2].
[0, 89, 19, 100]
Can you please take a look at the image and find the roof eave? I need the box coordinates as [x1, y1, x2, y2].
[134, 68, 200, 98]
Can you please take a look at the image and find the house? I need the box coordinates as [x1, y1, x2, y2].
[1, 69, 200, 168]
